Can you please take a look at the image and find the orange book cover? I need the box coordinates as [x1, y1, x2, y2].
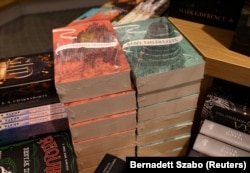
[52, 19, 132, 103]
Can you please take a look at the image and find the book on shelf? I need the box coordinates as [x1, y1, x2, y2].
[114, 17, 205, 96]
[65, 89, 136, 124]
[201, 78, 250, 134]
[0, 130, 78, 173]
[0, 80, 61, 113]
[52, 19, 132, 103]
[0, 51, 54, 89]
[200, 119, 250, 152]
[168, 0, 245, 30]
[94, 153, 126, 173]
[230, 0, 250, 57]
[192, 133, 250, 157]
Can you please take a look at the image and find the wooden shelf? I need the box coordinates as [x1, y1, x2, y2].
[169, 17, 250, 87]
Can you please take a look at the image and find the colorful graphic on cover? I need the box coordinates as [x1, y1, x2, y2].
[0, 52, 54, 88]
[53, 19, 130, 84]
[114, 17, 204, 78]
[0, 130, 78, 173]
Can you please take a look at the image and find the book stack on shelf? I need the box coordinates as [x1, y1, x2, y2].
[0, 130, 79, 173]
[189, 78, 250, 156]
[0, 52, 69, 147]
[114, 16, 205, 157]
[52, 18, 137, 172]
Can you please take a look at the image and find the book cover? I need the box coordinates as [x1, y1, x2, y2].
[193, 133, 250, 157]
[114, 17, 205, 95]
[70, 110, 136, 142]
[0, 80, 61, 113]
[52, 19, 132, 103]
[0, 117, 69, 146]
[0, 51, 54, 89]
[200, 119, 250, 152]
[230, 0, 250, 56]
[78, 145, 134, 173]
[137, 93, 199, 122]
[0, 130, 78, 173]
[73, 129, 136, 158]
[65, 89, 136, 124]
[94, 153, 126, 173]
[168, 0, 245, 30]
[201, 78, 250, 134]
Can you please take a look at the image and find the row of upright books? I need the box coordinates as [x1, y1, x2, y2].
[189, 78, 250, 157]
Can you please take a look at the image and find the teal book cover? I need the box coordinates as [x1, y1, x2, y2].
[0, 130, 78, 173]
[114, 17, 205, 94]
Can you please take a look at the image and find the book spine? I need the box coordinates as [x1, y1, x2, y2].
[0, 112, 67, 131]
[0, 102, 64, 118]
[193, 134, 250, 157]
[0, 106, 65, 124]
[200, 119, 250, 152]
[203, 105, 250, 134]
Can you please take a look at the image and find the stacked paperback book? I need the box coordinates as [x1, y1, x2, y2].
[52, 17, 137, 172]
[114, 17, 205, 156]
[190, 78, 250, 157]
[0, 52, 68, 146]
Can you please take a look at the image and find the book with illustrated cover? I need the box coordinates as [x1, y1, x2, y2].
[168, 0, 245, 30]
[200, 119, 250, 152]
[230, 0, 250, 56]
[201, 78, 250, 134]
[52, 19, 132, 103]
[114, 17, 205, 96]
[65, 89, 136, 124]
[0, 51, 54, 89]
[0, 80, 60, 113]
[0, 130, 78, 173]
[193, 133, 250, 157]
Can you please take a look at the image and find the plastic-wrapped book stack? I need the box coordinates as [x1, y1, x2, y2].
[52, 17, 137, 173]
[114, 16, 205, 157]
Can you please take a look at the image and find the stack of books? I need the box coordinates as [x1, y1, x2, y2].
[0, 52, 69, 146]
[52, 18, 137, 172]
[0, 130, 79, 173]
[114, 16, 205, 156]
[190, 78, 250, 156]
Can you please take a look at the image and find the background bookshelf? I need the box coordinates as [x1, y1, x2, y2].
[168, 17, 250, 147]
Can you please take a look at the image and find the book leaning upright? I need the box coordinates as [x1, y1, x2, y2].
[200, 119, 250, 152]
